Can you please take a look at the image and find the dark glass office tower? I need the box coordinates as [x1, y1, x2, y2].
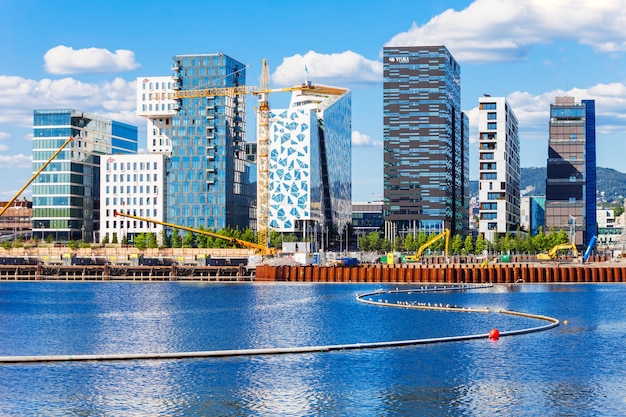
[382, 45, 469, 240]
[169, 53, 255, 230]
[545, 97, 597, 245]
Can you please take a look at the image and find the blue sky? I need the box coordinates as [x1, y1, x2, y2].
[2, 0, 626, 203]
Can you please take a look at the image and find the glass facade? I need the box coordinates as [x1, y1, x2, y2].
[268, 90, 351, 237]
[168, 54, 255, 230]
[32, 109, 138, 241]
[545, 97, 597, 245]
[382, 46, 469, 238]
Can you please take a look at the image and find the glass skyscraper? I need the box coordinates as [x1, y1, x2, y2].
[382, 45, 469, 240]
[545, 97, 597, 245]
[168, 53, 255, 230]
[32, 109, 137, 241]
[268, 87, 351, 242]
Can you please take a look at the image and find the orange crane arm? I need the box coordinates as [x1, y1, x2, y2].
[113, 210, 275, 255]
[0, 136, 73, 217]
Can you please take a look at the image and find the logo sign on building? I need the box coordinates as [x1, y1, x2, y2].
[389, 56, 409, 63]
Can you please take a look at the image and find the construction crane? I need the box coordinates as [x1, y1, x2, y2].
[404, 228, 450, 262]
[537, 242, 579, 261]
[160, 59, 346, 253]
[113, 210, 275, 256]
[0, 136, 73, 218]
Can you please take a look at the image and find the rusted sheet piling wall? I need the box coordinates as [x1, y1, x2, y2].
[255, 263, 626, 284]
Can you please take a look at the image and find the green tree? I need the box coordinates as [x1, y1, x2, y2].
[183, 231, 196, 248]
[450, 234, 463, 255]
[614, 205, 625, 218]
[404, 234, 415, 253]
[171, 231, 182, 248]
[46, 234, 53, 244]
[359, 234, 370, 252]
[501, 232, 513, 253]
[111, 232, 118, 244]
[555, 229, 570, 245]
[532, 226, 547, 252]
[394, 237, 404, 251]
[102, 233, 109, 244]
[463, 235, 474, 255]
[134, 233, 147, 250]
[367, 232, 382, 252]
[475, 234, 487, 255]
[240, 228, 256, 245]
[381, 238, 392, 253]
[147, 233, 158, 249]
[416, 231, 428, 248]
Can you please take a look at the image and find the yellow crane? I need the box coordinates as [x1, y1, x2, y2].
[159, 59, 345, 253]
[113, 210, 275, 255]
[0, 136, 73, 218]
[537, 242, 579, 261]
[404, 228, 450, 262]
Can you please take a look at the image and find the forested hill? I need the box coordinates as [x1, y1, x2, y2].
[470, 167, 626, 202]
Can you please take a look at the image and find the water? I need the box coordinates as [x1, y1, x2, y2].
[1, 282, 625, 416]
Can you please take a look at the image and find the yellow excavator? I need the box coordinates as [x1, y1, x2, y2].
[537, 242, 579, 261]
[113, 210, 276, 256]
[404, 228, 450, 262]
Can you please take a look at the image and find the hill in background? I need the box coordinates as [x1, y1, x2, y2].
[470, 167, 626, 203]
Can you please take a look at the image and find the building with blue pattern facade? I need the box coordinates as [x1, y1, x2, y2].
[268, 87, 351, 242]
[32, 109, 138, 242]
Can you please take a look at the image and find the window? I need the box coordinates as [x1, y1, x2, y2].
[487, 122, 497, 130]
[480, 102, 496, 110]
[487, 112, 497, 120]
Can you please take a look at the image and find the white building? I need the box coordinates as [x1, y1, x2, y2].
[136, 76, 176, 154]
[478, 96, 520, 241]
[99, 154, 167, 244]
[268, 86, 351, 241]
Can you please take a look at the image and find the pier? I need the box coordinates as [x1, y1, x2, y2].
[0, 263, 253, 282]
[255, 261, 626, 283]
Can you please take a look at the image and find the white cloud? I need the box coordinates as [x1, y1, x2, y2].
[44, 46, 140, 75]
[0, 132, 9, 140]
[352, 131, 382, 147]
[0, 154, 31, 168]
[0, 75, 142, 128]
[466, 81, 626, 147]
[272, 50, 382, 87]
[386, 0, 626, 63]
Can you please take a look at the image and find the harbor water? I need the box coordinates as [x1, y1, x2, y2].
[1, 281, 625, 416]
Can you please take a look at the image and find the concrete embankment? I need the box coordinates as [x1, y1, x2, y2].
[255, 261, 626, 283]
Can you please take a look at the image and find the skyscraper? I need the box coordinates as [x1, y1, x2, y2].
[545, 97, 597, 245]
[168, 53, 255, 230]
[268, 86, 351, 244]
[32, 109, 138, 241]
[382, 45, 469, 240]
[477, 96, 520, 241]
[136, 76, 177, 154]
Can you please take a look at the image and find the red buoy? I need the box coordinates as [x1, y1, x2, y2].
[489, 328, 500, 340]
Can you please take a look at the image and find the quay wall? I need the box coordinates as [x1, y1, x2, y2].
[255, 262, 626, 284]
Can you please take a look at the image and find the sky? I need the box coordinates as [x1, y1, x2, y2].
[2, 0, 626, 203]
